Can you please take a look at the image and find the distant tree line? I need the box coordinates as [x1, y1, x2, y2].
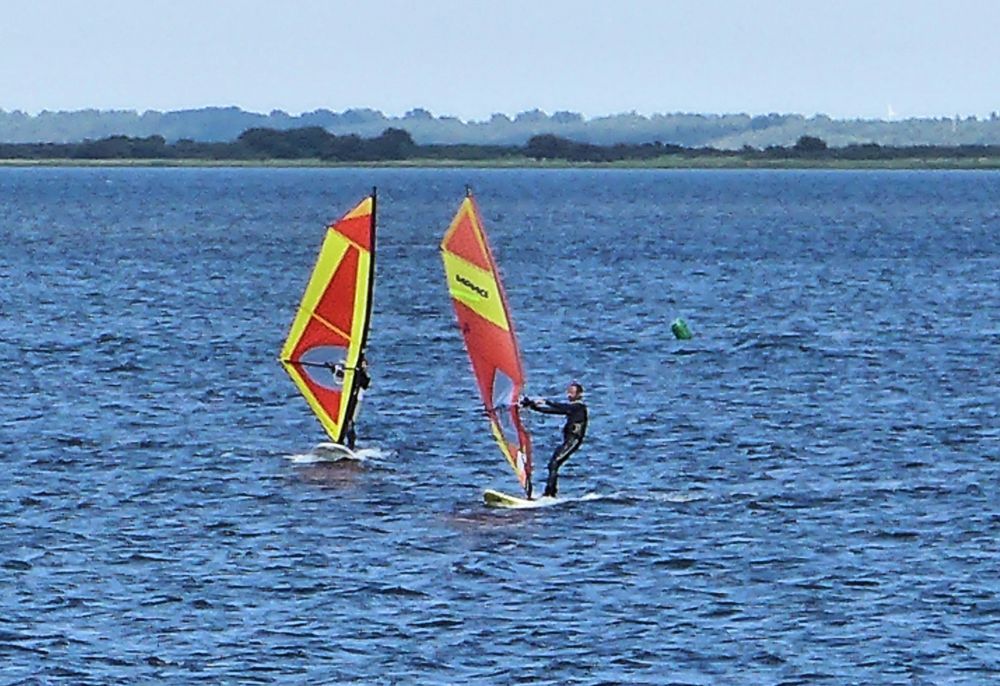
[524, 133, 1000, 162]
[0, 127, 423, 161]
[3, 106, 1000, 148]
[2, 128, 999, 163]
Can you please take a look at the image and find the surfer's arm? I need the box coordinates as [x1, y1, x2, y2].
[540, 400, 574, 414]
[521, 398, 570, 415]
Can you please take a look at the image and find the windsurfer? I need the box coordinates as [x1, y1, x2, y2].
[521, 382, 587, 497]
[342, 354, 371, 450]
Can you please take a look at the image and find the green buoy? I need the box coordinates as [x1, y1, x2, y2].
[671, 317, 693, 340]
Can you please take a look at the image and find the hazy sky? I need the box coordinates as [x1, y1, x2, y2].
[2, 0, 997, 121]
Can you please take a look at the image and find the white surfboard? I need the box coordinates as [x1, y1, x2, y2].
[483, 489, 559, 509]
[483, 489, 606, 509]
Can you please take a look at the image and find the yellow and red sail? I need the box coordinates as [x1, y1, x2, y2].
[280, 192, 375, 444]
[441, 193, 533, 496]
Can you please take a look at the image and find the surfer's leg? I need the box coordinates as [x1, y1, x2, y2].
[345, 422, 357, 450]
[543, 436, 582, 497]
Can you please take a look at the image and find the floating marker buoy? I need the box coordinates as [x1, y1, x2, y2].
[671, 317, 693, 340]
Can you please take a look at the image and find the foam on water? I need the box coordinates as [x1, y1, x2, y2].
[286, 443, 391, 464]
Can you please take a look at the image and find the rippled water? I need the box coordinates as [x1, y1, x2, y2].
[2, 167, 999, 684]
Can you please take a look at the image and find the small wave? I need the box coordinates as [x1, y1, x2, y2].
[352, 446, 392, 460]
[872, 530, 920, 541]
[373, 584, 427, 598]
[140, 594, 183, 607]
[23, 341, 85, 355]
[104, 361, 145, 373]
[120, 552, 172, 564]
[654, 557, 697, 570]
[2, 559, 32, 571]
[53, 435, 98, 448]
[734, 332, 811, 352]
[648, 491, 705, 503]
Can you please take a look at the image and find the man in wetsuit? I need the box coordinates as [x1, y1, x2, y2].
[336, 353, 371, 450]
[521, 382, 588, 497]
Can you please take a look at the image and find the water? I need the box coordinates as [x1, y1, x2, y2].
[1, 167, 998, 684]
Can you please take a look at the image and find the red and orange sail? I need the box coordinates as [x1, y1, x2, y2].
[280, 192, 376, 444]
[441, 192, 533, 496]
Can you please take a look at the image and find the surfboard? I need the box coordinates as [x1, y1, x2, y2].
[483, 489, 559, 508]
[483, 489, 607, 508]
[312, 442, 361, 461]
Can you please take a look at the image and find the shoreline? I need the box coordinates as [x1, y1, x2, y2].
[2, 156, 1000, 170]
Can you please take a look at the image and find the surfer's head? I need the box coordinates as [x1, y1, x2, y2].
[567, 382, 584, 401]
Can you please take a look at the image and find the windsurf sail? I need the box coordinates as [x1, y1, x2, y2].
[280, 190, 376, 444]
[440, 191, 533, 496]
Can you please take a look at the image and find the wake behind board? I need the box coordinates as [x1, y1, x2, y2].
[483, 489, 558, 509]
[287, 444, 389, 465]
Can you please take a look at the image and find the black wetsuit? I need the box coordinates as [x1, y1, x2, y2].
[343, 366, 371, 450]
[524, 398, 588, 497]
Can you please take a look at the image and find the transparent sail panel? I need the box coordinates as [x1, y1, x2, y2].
[299, 344, 348, 391]
[492, 369, 520, 449]
[492, 369, 515, 410]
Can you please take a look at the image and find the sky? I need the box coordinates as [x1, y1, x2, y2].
[1, 0, 998, 121]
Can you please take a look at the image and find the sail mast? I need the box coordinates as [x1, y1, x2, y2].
[340, 186, 377, 439]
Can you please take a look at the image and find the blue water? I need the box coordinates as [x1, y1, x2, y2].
[2, 167, 998, 684]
